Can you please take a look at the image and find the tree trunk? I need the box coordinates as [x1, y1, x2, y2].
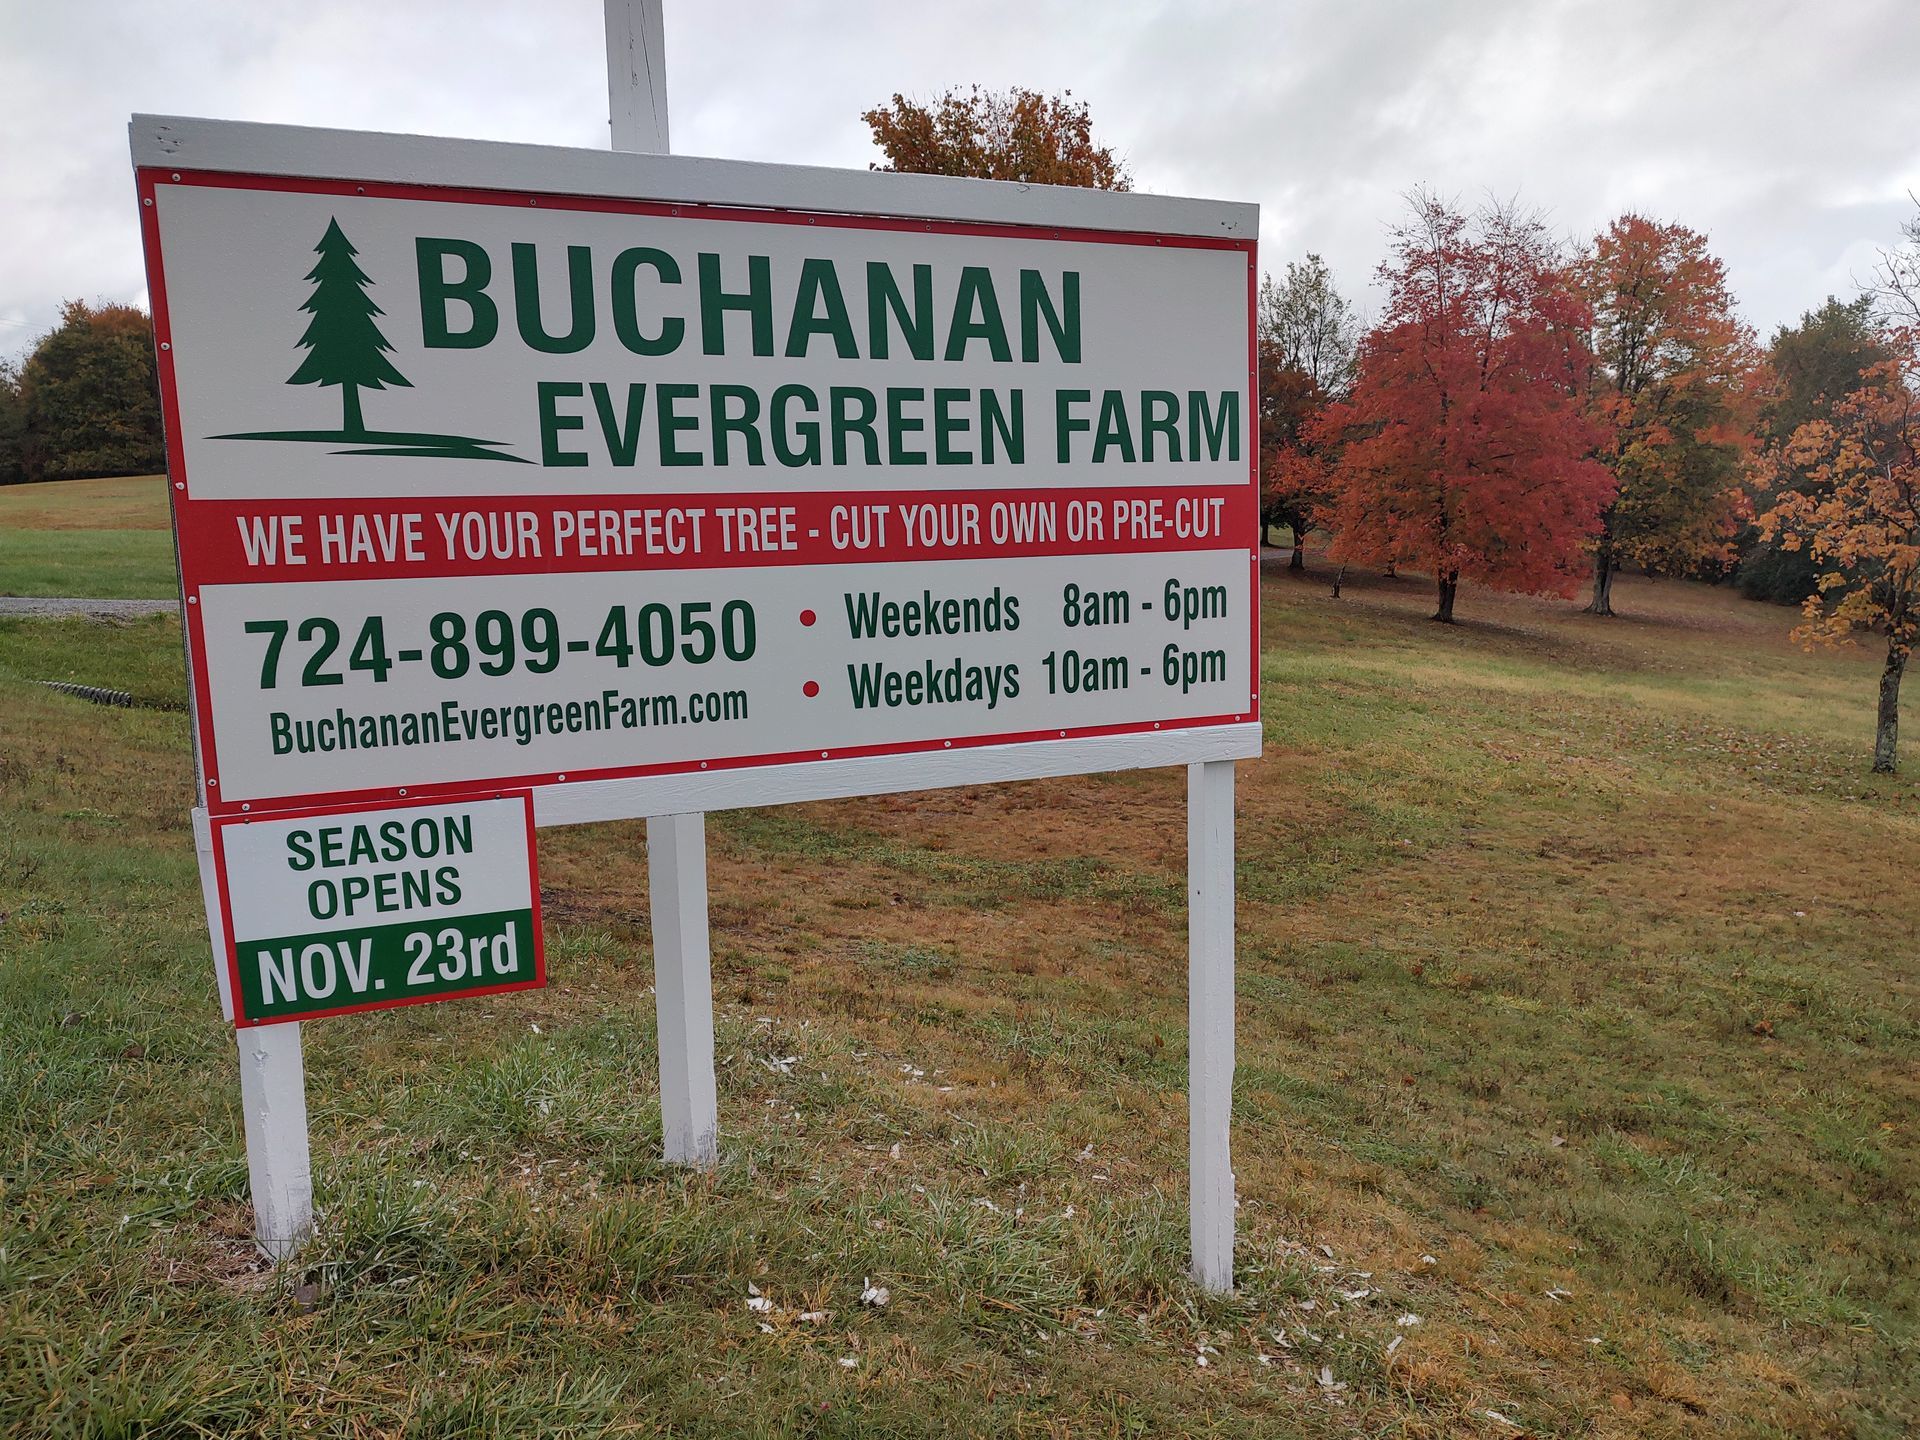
[1331, 563, 1347, 600]
[1874, 643, 1906, 774]
[1586, 550, 1616, 617]
[1262, 522, 1273, 547]
[1433, 571, 1459, 624]
[1289, 528, 1305, 572]
[1384, 562, 1397, 579]
[340, 383, 365, 438]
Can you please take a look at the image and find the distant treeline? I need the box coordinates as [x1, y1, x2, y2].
[0, 301, 166, 485]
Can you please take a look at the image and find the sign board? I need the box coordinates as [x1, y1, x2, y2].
[138, 106, 1252, 1288]
[211, 793, 543, 1025]
[134, 119, 1261, 818]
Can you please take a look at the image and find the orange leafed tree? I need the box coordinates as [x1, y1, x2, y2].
[1578, 216, 1761, 615]
[862, 87, 1130, 190]
[1309, 194, 1614, 623]
[1760, 337, 1920, 772]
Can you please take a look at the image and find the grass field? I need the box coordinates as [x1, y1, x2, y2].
[1, 517, 1916, 1435]
[0, 475, 177, 598]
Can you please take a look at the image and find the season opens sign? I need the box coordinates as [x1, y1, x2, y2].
[212, 794, 544, 1026]
[137, 148, 1258, 813]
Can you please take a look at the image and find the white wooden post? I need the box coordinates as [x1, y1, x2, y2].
[194, 807, 313, 1258]
[1187, 759, 1236, 1291]
[605, 0, 720, 1169]
[647, 812, 719, 1166]
[235, 1022, 316, 1260]
[605, 0, 669, 154]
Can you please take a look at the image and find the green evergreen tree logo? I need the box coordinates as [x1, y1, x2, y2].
[287, 218, 410, 437]
[214, 217, 523, 462]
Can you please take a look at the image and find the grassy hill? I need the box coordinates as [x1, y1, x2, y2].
[0, 475, 177, 598]
[0, 521, 1914, 1435]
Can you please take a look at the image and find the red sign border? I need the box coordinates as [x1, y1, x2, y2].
[211, 790, 546, 1027]
[136, 166, 1261, 818]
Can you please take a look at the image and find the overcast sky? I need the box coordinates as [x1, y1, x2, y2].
[4, 0, 1918, 361]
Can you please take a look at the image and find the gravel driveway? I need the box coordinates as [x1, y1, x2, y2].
[0, 596, 178, 619]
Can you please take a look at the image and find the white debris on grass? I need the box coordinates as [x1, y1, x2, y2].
[1386, 1336, 1404, 1359]
[1396, 1313, 1422, 1328]
[838, 1356, 858, 1369]
[860, 1279, 890, 1308]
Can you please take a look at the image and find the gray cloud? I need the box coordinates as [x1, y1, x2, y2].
[4, 0, 1917, 360]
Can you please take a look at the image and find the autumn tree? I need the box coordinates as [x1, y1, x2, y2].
[1760, 215, 1920, 772]
[1310, 194, 1613, 623]
[1578, 216, 1759, 615]
[862, 87, 1130, 189]
[16, 300, 165, 479]
[1258, 255, 1357, 567]
[1739, 297, 1892, 604]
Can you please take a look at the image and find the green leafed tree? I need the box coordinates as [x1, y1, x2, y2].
[0, 360, 27, 485]
[1739, 296, 1892, 604]
[287, 218, 409, 436]
[17, 301, 165, 480]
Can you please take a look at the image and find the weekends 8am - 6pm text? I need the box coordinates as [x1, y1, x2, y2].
[196, 547, 1252, 803]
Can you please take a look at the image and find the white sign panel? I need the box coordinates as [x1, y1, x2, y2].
[135, 119, 1260, 816]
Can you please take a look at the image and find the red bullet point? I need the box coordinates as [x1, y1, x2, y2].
[803, 680, 820, 698]
[800, 609, 817, 626]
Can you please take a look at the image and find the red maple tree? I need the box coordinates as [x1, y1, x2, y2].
[1311, 195, 1615, 622]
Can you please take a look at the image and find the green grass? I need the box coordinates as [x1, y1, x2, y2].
[0, 475, 177, 598]
[1, 565, 1916, 1437]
